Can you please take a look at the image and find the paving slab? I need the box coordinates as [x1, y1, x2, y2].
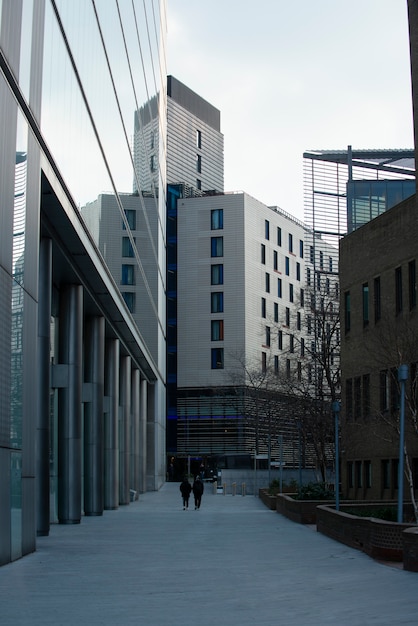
[0, 482, 417, 625]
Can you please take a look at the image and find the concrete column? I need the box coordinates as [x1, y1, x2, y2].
[83, 316, 105, 516]
[58, 284, 83, 524]
[139, 379, 148, 493]
[36, 237, 52, 536]
[119, 356, 131, 505]
[130, 368, 140, 499]
[104, 338, 119, 510]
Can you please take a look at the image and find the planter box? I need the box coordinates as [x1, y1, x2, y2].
[317, 504, 414, 562]
[258, 489, 277, 510]
[275, 493, 333, 524]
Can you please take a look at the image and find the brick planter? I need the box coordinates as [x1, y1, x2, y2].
[317, 504, 414, 562]
[258, 489, 277, 510]
[403, 527, 418, 571]
[275, 493, 332, 524]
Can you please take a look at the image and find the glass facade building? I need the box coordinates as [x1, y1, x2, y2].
[0, 0, 167, 565]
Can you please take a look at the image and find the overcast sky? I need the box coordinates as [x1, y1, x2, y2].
[166, 1, 413, 221]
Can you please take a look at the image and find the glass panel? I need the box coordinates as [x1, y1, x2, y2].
[19, 1, 34, 102]
[10, 451, 22, 561]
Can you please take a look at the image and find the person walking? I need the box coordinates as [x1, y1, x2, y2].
[180, 477, 192, 510]
[192, 475, 204, 510]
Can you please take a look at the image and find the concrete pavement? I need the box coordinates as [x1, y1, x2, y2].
[0, 482, 417, 625]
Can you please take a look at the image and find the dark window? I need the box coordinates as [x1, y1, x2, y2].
[300, 288, 304, 307]
[211, 320, 224, 341]
[355, 460, 363, 488]
[285, 257, 290, 276]
[307, 267, 311, 286]
[289, 334, 294, 353]
[277, 227, 282, 246]
[288, 233, 293, 253]
[211, 292, 224, 313]
[196, 129, 202, 149]
[261, 297, 266, 318]
[300, 337, 305, 357]
[297, 311, 301, 330]
[265, 219, 270, 240]
[285, 307, 290, 326]
[122, 236, 135, 257]
[197, 154, 202, 173]
[362, 374, 370, 420]
[211, 237, 223, 257]
[299, 239, 304, 258]
[344, 291, 351, 333]
[379, 370, 389, 412]
[409, 260, 416, 310]
[211, 209, 223, 230]
[265, 273, 270, 293]
[354, 377, 361, 420]
[310, 246, 314, 264]
[277, 277, 282, 298]
[274, 302, 279, 323]
[289, 283, 294, 302]
[382, 460, 390, 489]
[274, 355, 279, 374]
[278, 330, 283, 350]
[211, 264, 223, 285]
[362, 283, 369, 326]
[296, 262, 301, 281]
[123, 209, 136, 230]
[265, 326, 271, 347]
[121, 264, 135, 285]
[364, 460, 372, 488]
[395, 266, 402, 314]
[122, 292, 135, 313]
[346, 378, 353, 420]
[211, 348, 224, 369]
[347, 462, 354, 489]
[262, 352, 267, 373]
[286, 359, 291, 378]
[374, 276, 381, 322]
[261, 243, 266, 264]
[273, 250, 278, 270]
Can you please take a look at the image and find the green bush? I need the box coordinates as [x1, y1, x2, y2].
[344, 506, 397, 521]
[268, 478, 298, 495]
[293, 482, 335, 501]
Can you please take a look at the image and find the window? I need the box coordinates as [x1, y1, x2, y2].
[286, 359, 291, 379]
[300, 288, 304, 307]
[362, 283, 369, 326]
[278, 330, 283, 350]
[319, 251, 324, 269]
[329, 256, 333, 273]
[346, 378, 353, 420]
[211, 237, 223, 257]
[274, 355, 279, 374]
[150, 130, 155, 149]
[395, 266, 402, 314]
[197, 154, 202, 173]
[211, 264, 223, 285]
[123, 209, 136, 230]
[285, 307, 290, 326]
[289, 334, 294, 353]
[374, 276, 381, 322]
[274, 302, 279, 323]
[354, 377, 361, 420]
[307, 315, 312, 335]
[347, 462, 354, 489]
[122, 292, 135, 313]
[196, 129, 202, 149]
[265, 326, 271, 347]
[211, 348, 224, 369]
[307, 267, 311, 286]
[285, 257, 290, 276]
[196, 179, 201, 190]
[261, 243, 266, 264]
[297, 361, 302, 381]
[277, 277, 282, 298]
[261, 297, 266, 318]
[296, 262, 300, 281]
[300, 337, 305, 357]
[362, 374, 370, 419]
[262, 352, 267, 373]
[122, 236, 135, 257]
[299, 239, 304, 258]
[265, 272, 270, 293]
[277, 227, 282, 246]
[273, 250, 278, 270]
[211, 320, 224, 341]
[297, 311, 301, 331]
[382, 460, 390, 489]
[289, 283, 294, 303]
[409, 260, 416, 310]
[211, 209, 223, 230]
[355, 461, 363, 488]
[288, 233, 293, 253]
[364, 460, 372, 488]
[379, 370, 389, 412]
[211, 292, 223, 313]
[150, 154, 156, 172]
[344, 291, 351, 333]
[121, 264, 135, 285]
[310, 246, 314, 264]
[265, 219, 270, 240]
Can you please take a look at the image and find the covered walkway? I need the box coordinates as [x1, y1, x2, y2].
[0, 482, 417, 625]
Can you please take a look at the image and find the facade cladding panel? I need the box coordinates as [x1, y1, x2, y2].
[0, 1, 167, 565]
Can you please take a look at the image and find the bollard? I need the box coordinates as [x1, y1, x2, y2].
[213, 481, 217, 494]
[232, 482, 236, 496]
[223, 482, 226, 495]
[242, 482, 246, 497]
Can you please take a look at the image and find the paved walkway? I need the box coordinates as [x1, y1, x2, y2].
[0, 482, 417, 625]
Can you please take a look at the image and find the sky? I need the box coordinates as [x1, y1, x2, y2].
[166, 1, 414, 221]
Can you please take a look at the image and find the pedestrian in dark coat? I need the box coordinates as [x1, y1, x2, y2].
[180, 477, 192, 510]
[192, 476, 204, 509]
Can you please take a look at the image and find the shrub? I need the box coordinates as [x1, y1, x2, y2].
[268, 478, 298, 495]
[344, 506, 398, 522]
[293, 482, 335, 501]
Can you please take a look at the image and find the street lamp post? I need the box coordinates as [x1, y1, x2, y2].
[332, 401, 341, 511]
[397, 364, 408, 524]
